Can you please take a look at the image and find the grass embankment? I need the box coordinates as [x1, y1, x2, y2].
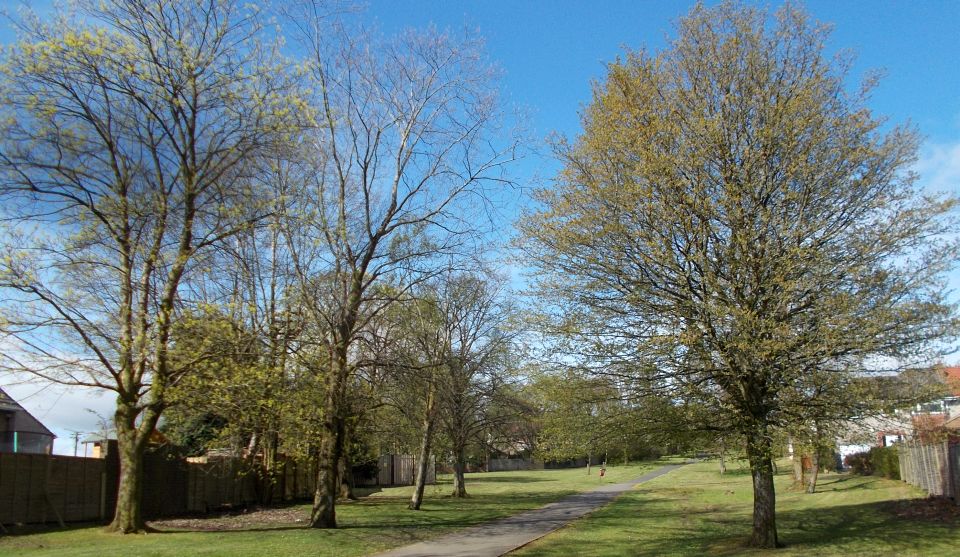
[0, 462, 658, 557]
[513, 460, 960, 557]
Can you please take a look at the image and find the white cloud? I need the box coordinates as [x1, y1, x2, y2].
[915, 140, 960, 195]
[2, 378, 114, 456]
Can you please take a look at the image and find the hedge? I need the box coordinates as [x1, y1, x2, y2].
[844, 445, 899, 480]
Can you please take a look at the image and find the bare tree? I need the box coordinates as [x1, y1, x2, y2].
[281, 5, 517, 528]
[431, 272, 516, 498]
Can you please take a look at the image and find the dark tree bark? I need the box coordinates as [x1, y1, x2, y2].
[311, 362, 348, 528]
[805, 451, 820, 494]
[311, 423, 343, 526]
[452, 445, 468, 498]
[746, 429, 779, 549]
[806, 422, 822, 494]
[339, 452, 356, 500]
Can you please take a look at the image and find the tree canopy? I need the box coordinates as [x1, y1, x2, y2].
[519, 1, 958, 548]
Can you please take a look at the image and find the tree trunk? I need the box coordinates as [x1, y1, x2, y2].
[311, 368, 347, 529]
[806, 423, 821, 494]
[805, 449, 820, 494]
[719, 437, 726, 475]
[311, 414, 343, 527]
[746, 428, 779, 548]
[108, 414, 146, 533]
[409, 390, 436, 510]
[586, 451, 592, 475]
[338, 451, 356, 500]
[262, 431, 279, 505]
[792, 453, 803, 484]
[452, 445, 467, 498]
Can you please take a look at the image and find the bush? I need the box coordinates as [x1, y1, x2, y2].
[844, 446, 900, 480]
[869, 445, 900, 480]
[844, 451, 872, 475]
[818, 444, 841, 472]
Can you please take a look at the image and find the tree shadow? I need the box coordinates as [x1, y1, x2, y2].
[814, 476, 881, 491]
[460, 476, 555, 483]
[138, 489, 590, 535]
[1, 520, 109, 537]
[773, 498, 957, 551]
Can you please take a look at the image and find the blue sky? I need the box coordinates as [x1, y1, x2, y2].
[1, 0, 958, 453]
[364, 0, 960, 186]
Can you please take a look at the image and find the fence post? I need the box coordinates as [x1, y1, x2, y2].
[100, 440, 119, 522]
[950, 443, 960, 504]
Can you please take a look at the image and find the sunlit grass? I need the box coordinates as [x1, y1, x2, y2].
[512, 460, 959, 557]
[0, 462, 659, 557]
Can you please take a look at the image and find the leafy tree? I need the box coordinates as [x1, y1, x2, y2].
[386, 270, 517, 503]
[519, 2, 957, 548]
[530, 370, 618, 472]
[0, 0, 295, 532]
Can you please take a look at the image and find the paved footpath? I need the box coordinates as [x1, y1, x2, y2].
[373, 464, 685, 557]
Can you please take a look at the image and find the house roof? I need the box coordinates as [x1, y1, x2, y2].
[0, 387, 56, 438]
[944, 414, 960, 431]
[0, 388, 20, 413]
[943, 366, 960, 396]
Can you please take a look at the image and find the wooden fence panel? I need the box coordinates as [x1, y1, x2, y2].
[25, 455, 44, 522]
[899, 440, 959, 503]
[393, 455, 414, 485]
[0, 453, 15, 524]
[488, 458, 542, 472]
[0, 453, 106, 526]
[1, 451, 425, 526]
[378, 454, 392, 486]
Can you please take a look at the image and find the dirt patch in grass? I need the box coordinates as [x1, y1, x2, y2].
[149, 505, 310, 532]
[885, 496, 960, 524]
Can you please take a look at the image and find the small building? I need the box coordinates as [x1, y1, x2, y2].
[0, 387, 55, 454]
[81, 428, 168, 458]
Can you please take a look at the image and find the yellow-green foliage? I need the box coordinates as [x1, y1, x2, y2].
[519, 0, 958, 462]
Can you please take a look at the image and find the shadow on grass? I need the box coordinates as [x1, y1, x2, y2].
[517, 484, 958, 556]
[777, 498, 956, 548]
[137, 489, 588, 537]
[1, 520, 110, 537]
[813, 476, 882, 491]
[459, 476, 555, 483]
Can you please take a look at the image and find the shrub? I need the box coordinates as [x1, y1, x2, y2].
[869, 445, 900, 480]
[844, 446, 900, 480]
[844, 451, 872, 475]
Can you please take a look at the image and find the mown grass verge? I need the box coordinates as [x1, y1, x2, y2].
[511, 460, 959, 556]
[0, 461, 659, 557]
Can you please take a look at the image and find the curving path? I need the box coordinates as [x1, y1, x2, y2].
[373, 464, 685, 557]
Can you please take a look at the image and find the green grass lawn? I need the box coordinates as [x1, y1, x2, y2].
[0, 462, 658, 557]
[512, 460, 960, 557]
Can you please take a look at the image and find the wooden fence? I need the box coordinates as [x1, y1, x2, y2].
[376, 454, 435, 486]
[488, 458, 544, 472]
[1, 446, 432, 526]
[141, 452, 318, 517]
[898, 439, 960, 500]
[0, 452, 109, 525]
